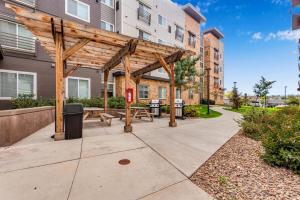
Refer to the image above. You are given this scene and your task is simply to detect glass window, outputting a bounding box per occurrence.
[138,30,150,41]
[176,88,181,99]
[175,25,184,42]
[101,0,114,7]
[100,72,115,98]
[158,87,167,99]
[157,68,166,73]
[0,70,36,99]
[67,77,90,99]
[158,15,166,27]
[139,85,149,99]
[188,32,196,48]
[0,20,35,52]
[188,89,194,99]
[101,21,114,32]
[66,0,90,22]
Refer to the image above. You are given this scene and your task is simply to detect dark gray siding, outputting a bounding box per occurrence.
[0,0,114,110]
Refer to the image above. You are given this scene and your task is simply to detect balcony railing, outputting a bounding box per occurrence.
[0,32,36,53]
[138,7,151,25]
[14,0,36,7]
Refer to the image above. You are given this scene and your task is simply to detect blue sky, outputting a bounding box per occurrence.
[173,0,300,96]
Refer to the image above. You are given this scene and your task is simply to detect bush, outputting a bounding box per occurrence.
[261,107,300,173]
[184,105,200,117]
[201,99,215,105]
[239,107,270,140]
[108,96,125,109]
[12,94,55,109]
[132,102,148,108]
[67,97,104,108]
[161,105,170,114]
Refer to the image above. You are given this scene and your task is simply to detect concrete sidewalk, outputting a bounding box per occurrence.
[0,107,240,200]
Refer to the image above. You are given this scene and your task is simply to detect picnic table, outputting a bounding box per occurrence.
[83,107,114,126]
[118,107,154,122]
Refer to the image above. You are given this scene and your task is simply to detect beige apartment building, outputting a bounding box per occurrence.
[203,28,225,105]
[112,1,206,105]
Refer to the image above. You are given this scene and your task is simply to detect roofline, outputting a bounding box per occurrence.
[182,3,206,24]
[204,28,224,39]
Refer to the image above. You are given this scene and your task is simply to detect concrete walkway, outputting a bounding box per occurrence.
[0,107,240,200]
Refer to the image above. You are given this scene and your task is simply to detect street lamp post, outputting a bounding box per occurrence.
[284,86,287,100]
[205,68,211,115]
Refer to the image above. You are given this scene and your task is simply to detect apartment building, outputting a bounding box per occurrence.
[114,0,206,105]
[0,0,115,109]
[203,28,225,105]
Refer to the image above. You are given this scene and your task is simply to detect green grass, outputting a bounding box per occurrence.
[185,105,222,119]
[224,106,279,115]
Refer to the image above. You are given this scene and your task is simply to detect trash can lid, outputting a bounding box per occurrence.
[63,103,84,114]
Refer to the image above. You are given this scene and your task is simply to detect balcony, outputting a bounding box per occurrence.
[0,32,36,54]
[14,0,36,7]
[138,7,151,25]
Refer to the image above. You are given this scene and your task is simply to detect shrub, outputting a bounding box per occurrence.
[67,97,104,108]
[239,107,270,140]
[161,105,170,114]
[261,107,300,173]
[132,102,148,108]
[184,105,200,117]
[12,94,55,109]
[108,96,125,109]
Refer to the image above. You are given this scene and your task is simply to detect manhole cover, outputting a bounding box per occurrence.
[119,159,130,165]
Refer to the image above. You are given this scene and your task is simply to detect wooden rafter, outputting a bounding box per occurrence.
[63,64,81,78]
[131,50,184,77]
[63,38,90,60]
[102,39,138,72]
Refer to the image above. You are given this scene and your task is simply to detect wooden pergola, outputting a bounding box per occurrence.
[6,3,193,139]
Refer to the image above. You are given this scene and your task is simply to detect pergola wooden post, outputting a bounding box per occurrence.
[54,32,64,140]
[103,70,109,113]
[135,76,141,104]
[123,55,133,132]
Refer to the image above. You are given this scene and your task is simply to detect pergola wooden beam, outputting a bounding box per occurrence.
[102,39,138,72]
[131,50,184,77]
[64,64,81,78]
[63,38,90,60]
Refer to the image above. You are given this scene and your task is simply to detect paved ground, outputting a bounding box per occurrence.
[0,107,240,200]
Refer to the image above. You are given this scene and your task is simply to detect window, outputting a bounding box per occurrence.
[65,0,90,22]
[66,77,90,99]
[176,88,181,99]
[0,20,35,52]
[0,70,36,99]
[100,72,115,98]
[188,89,194,99]
[188,32,196,48]
[138,29,150,41]
[15,0,36,7]
[101,0,114,8]
[175,25,184,42]
[101,20,114,32]
[158,68,166,74]
[158,15,166,27]
[168,25,172,33]
[138,3,151,25]
[139,85,149,99]
[158,87,167,99]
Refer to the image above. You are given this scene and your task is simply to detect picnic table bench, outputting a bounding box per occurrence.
[118,107,154,122]
[83,107,114,126]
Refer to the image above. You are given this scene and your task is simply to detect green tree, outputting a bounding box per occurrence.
[286,96,300,106]
[243,93,250,106]
[253,76,276,108]
[174,56,200,97]
[230,84,241,109]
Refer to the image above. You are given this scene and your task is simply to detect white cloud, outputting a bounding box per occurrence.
[270,0,290,5]
[252,32,263,40]
[265,30,300,41]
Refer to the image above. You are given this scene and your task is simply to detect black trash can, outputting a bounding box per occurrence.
[63,104,83,140]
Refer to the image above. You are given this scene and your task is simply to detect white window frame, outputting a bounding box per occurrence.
[0,19,36,53]
[158,15,167,27]
[15,0,36,7]
[65,0,90,23]
[139,85,149,99]
[138,29,151,41]
[100,20,115,32]
[158,87,167,100]
[100,72,116,97]
[101,0,114,8]
[65,76,91,99]
[0,69,37,100]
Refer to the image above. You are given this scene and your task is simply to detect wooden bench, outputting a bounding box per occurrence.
[100,113,114,126]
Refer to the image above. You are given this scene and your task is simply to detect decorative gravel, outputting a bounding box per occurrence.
[190,132,300,200]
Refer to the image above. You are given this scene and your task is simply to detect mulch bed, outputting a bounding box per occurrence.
[190,132,300,200]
